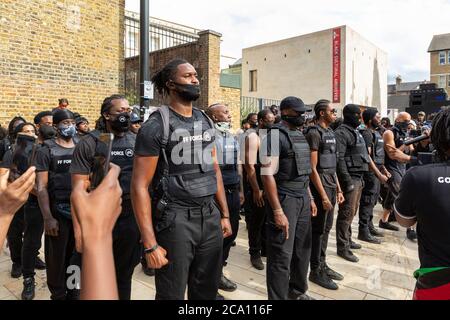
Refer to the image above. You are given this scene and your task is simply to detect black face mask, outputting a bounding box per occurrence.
[173,82,200,101]
[344,113,361,128]
[39,125,57,140]
[395,121,409,132]
[110,112,130,132]
[282,114,306,127]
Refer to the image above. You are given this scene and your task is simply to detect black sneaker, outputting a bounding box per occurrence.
[358,232,382,244]
[406,228,417,242]
[35,257,46,270]
[288,290,316,300]
[250,256,264,270]
[218,273,237,292]
[379,219,399,231]
[323,264,344,281]
[337,250,359,263]
[309,269,338,290]
[368,223,384,237]
[21,277,35,300]
[350,240,362,250]
[11,263,22,278]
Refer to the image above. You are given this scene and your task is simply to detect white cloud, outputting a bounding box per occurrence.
[126,0,450,83]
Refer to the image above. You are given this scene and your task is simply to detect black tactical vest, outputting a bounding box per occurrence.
[215,129,240,186]
[154,106,218,200]
[372,129,385,166]
[310,125,337,175]
[44,139,76,203]
[90,130,135,198]
[339,124,371,173]
[275,124,312,187]
[384,126,407,173]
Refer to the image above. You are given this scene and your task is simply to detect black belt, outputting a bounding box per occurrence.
[224,183,240,193]
[277,179,309,189]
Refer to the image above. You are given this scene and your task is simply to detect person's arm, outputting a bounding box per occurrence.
[383,130,412,163]
[335,131,353,192]
[335,174,345,204]
[245,132,264,207]
[393,170,417,228]
[71,164,122,300]
[36,171,59,237]
[0,167,35,250]
[309,150,332,211]
[130,155,168,269]
[212,146,232,238]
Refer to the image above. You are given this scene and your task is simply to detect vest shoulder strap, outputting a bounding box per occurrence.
[43,139,57,150]
[193,107,215,130]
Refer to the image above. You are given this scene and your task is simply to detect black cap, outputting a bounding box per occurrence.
[130,113,142,124]
[76,117,88,126]
[53,109,75,125]
[279,96,311,113]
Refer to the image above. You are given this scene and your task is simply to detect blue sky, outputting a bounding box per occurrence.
[126,0,450,84]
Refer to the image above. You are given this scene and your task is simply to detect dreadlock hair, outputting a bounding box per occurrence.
[151,59,189,96]
[314,99,330,119]
[97,94,126,132]
[8,116,26,137]
[258,109,273,121]
[430,108,450,161]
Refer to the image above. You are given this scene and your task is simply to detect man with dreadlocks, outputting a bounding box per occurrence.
[394,108,450,300]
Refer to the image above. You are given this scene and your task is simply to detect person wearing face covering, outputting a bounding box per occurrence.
[35,109,81,300]
[334,104,372,263]
[260,96,318,300]
[70,94,141,300]
[206,103,245,299]
[380,112,418,235]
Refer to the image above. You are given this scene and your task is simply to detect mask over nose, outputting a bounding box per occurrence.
[281,113,306,127]
[395,121,409,133]
[58,124,77,138]
[343,104,361,128]
[110,112,130,132]
[39,125,57,140]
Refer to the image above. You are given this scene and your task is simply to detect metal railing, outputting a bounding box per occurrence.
[124,12,199,58]
[240,96,281,119]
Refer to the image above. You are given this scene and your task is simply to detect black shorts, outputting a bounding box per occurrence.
[383,169,404,210]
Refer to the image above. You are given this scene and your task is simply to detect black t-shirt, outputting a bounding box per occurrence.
[135,109,215,206]
[305,127,337,189]
[360,129,374,150]
[394,162,450,268]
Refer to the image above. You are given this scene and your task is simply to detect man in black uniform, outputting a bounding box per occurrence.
[357,108,390,243]
[380,112,415,233]
[34,111,55,144]
[207,103,245,296]
[335,104,372,263]
[35,109,81,300]
[244,109,275,270]
[261,96,317,300]
[70,95,141,300]
[305,99,345,290]
[394,109,450,299]
[131,59,232,300]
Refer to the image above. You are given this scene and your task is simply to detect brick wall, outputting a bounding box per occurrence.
[0,0,125,126]
[430,51,450,96]
[219,87,241,131]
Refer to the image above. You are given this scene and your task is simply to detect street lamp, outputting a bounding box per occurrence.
[139,0,150,120]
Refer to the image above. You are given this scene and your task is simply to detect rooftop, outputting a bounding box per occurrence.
[428,33,450,52]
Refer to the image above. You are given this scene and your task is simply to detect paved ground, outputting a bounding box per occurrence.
[0,204,419,300]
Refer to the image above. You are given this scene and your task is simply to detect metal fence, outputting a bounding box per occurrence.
[124,13,199,58]
[240,96,281,120]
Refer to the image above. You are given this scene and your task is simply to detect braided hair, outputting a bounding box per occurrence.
[151,59,189,96]
[430,108,450,161]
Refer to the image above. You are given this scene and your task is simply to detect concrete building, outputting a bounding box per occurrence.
[242,25,388,115]
[388,75,426,112]
[428,33,450,96]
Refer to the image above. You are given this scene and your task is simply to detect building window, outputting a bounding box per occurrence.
[448,75,450,88]
[448,51,450,65]
[438,75,446,88]
[249,70,257,92]
[439,51,446,65]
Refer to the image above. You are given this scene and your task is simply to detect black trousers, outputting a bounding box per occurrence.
[336,177,363,253]
[154,201,223,300]
[266,193,312,300]
[112,200,141,300]
[7,206,24,265]
[45,211,81,300]
[310,185,336,271]
[358,172,380,233]
[222,185,241,266]
[22,201,44,278]
[245,189,267,257]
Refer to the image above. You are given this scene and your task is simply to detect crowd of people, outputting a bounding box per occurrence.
[0,58,449,301]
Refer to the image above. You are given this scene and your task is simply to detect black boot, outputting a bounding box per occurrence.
[35,257,46,270]
[368,222,384,237]
[11,263,22,278]
[379,219,399,231]
[358,230,382,244]
[309,268,338,290]
[350,240,362,250]
[218,273,237,292]
[337,250,359,263]
[21,277,35,300]
[250,255,264,270]
[323,263,344,281]
[406,228,417,241]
